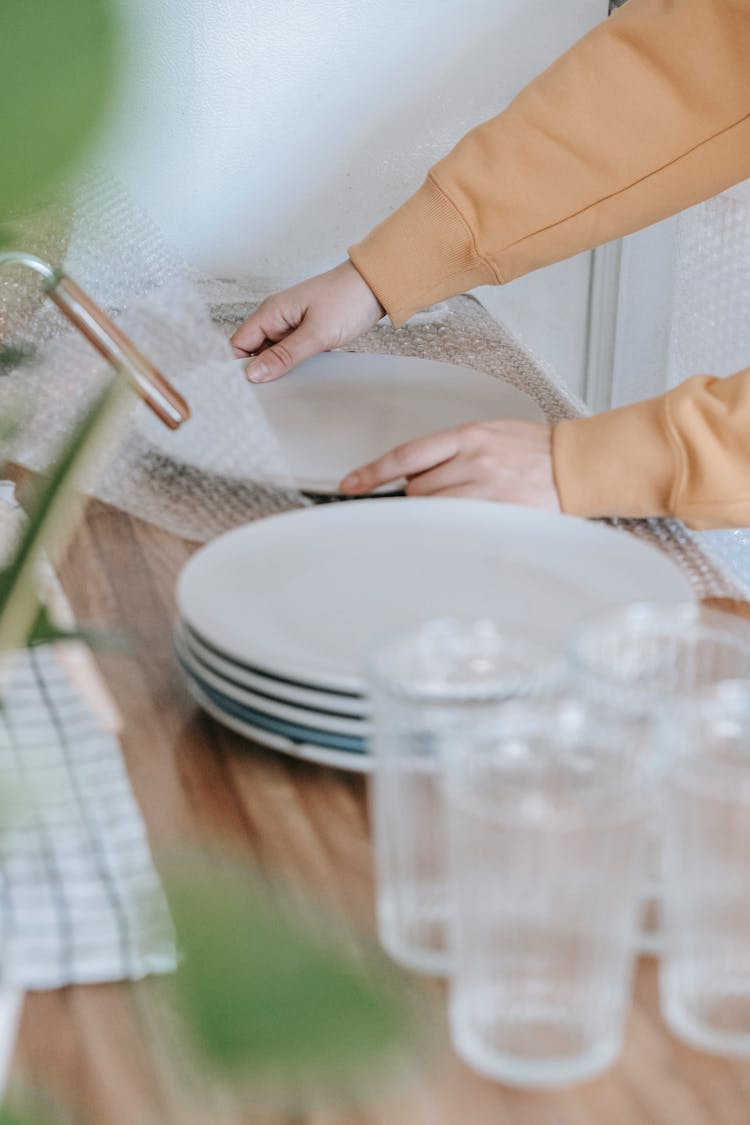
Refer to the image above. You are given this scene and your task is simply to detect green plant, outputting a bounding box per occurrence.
[0,1,415,1114]
[0,0,117,220]
[0,1110,48,1125]
[0,374,414,1115]
[0,0,117,361]
[0,379,128,658]
[163,861,413,1096]
[0,0,123,654]
[0,349,33,375]
[0,399,416,1110]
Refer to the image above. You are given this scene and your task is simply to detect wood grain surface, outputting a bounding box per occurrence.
[9,499,750,1124]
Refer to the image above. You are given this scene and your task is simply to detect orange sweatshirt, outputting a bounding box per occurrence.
[348,0,750,530]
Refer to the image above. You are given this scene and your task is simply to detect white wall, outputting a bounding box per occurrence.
[102,0,606,393]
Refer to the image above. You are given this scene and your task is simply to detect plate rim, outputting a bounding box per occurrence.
[179,620,366,705]
[182,662,367,752]
[176,632,370,736]
[247,350,546,493]
[143,350,546,495]
[185,675,372,773]
[177,498,695,694]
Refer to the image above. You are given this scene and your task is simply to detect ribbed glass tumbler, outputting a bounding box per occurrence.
[661,681,750,1057]
[567,602,750,954]
[568,604,750,707]
[444,699,652,1088]
[367,619,554,978]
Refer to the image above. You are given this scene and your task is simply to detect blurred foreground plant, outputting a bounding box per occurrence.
[0,1109,48,1125]
[0,0,116,221]
[0,0,117,358]
[160,860,415,1105]
[0,379,127,660]
[0,380,416,1115]
[0,1,415,1116]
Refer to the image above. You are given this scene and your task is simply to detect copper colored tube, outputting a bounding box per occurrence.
[47,275,190,429]
[0,252,190,428]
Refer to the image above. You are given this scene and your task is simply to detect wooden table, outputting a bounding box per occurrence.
[9,498,750,1124]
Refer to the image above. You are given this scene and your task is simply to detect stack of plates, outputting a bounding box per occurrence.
[176,499,692,771]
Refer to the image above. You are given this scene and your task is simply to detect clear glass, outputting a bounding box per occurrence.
[367,619,556,977]
[568,603,750,707]
[660,681,750,1056]
[567,602,750,955]
[445,699,651,1088]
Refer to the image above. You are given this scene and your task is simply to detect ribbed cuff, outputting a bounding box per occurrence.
[348,174,497,327]
[552,395,677,520]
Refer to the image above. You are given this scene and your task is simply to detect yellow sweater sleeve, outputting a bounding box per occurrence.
[554,367,750,530]
[348,0,750,528]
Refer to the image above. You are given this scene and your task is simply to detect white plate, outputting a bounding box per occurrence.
[185,676,372,773]
[177,498,693,695]
[177,621,367,715]
[182,662,366,751]
[176,631,370,737]
[143,352,545,495]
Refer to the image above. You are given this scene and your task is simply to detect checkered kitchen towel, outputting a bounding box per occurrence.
[0,644,175,988]
[0,484,174,988]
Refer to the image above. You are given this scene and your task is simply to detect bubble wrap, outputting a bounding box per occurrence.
[667,182,750,596]
[208,279,742,602]
[0,177,742,603]
[0,174,304,542]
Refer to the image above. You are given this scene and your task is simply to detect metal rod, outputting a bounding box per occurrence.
[0,251,58,284]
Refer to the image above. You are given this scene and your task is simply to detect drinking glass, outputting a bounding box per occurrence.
[567,602,750,953]
[367,619,555,977]
[660,681,750,1056]
[445,698,652,1088]
[568,603,750,707]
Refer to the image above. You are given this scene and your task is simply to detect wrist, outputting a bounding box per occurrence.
[343,258,385,320]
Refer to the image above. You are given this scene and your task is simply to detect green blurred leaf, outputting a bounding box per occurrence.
[0,1093,76,1125]
[0,346,34,374]
[0,378,127,656]
[25,600,127,653]
[0,0,117,215]
[0,1109,54,1125]
[165,862,411,1083]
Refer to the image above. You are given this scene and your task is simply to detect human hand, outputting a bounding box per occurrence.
[230,260,384,383]
[339,419,560,510]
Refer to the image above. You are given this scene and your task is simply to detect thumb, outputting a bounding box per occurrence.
[245,323,323,383]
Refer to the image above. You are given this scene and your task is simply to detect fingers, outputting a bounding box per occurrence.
[230,290,307,369]
[404,459,471,496]
[229,262,383,378]
[422,484,492,499]
[340,429,461,494]
[230,304,280,358]
[231,340,257,359]
[243,323,324,383]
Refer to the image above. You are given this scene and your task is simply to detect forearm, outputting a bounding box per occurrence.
[553,365,750,530]
[350,0,750,325]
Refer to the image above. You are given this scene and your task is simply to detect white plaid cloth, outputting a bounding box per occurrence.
[0,645,175,988]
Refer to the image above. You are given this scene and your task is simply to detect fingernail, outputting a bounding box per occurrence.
[340,472,360,491]
[246,362,268,383]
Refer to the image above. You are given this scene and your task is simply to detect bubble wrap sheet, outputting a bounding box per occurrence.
[1,177,743,600]
[667,183,750,596]
[205,278,743,603]
[0,175,304,542]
